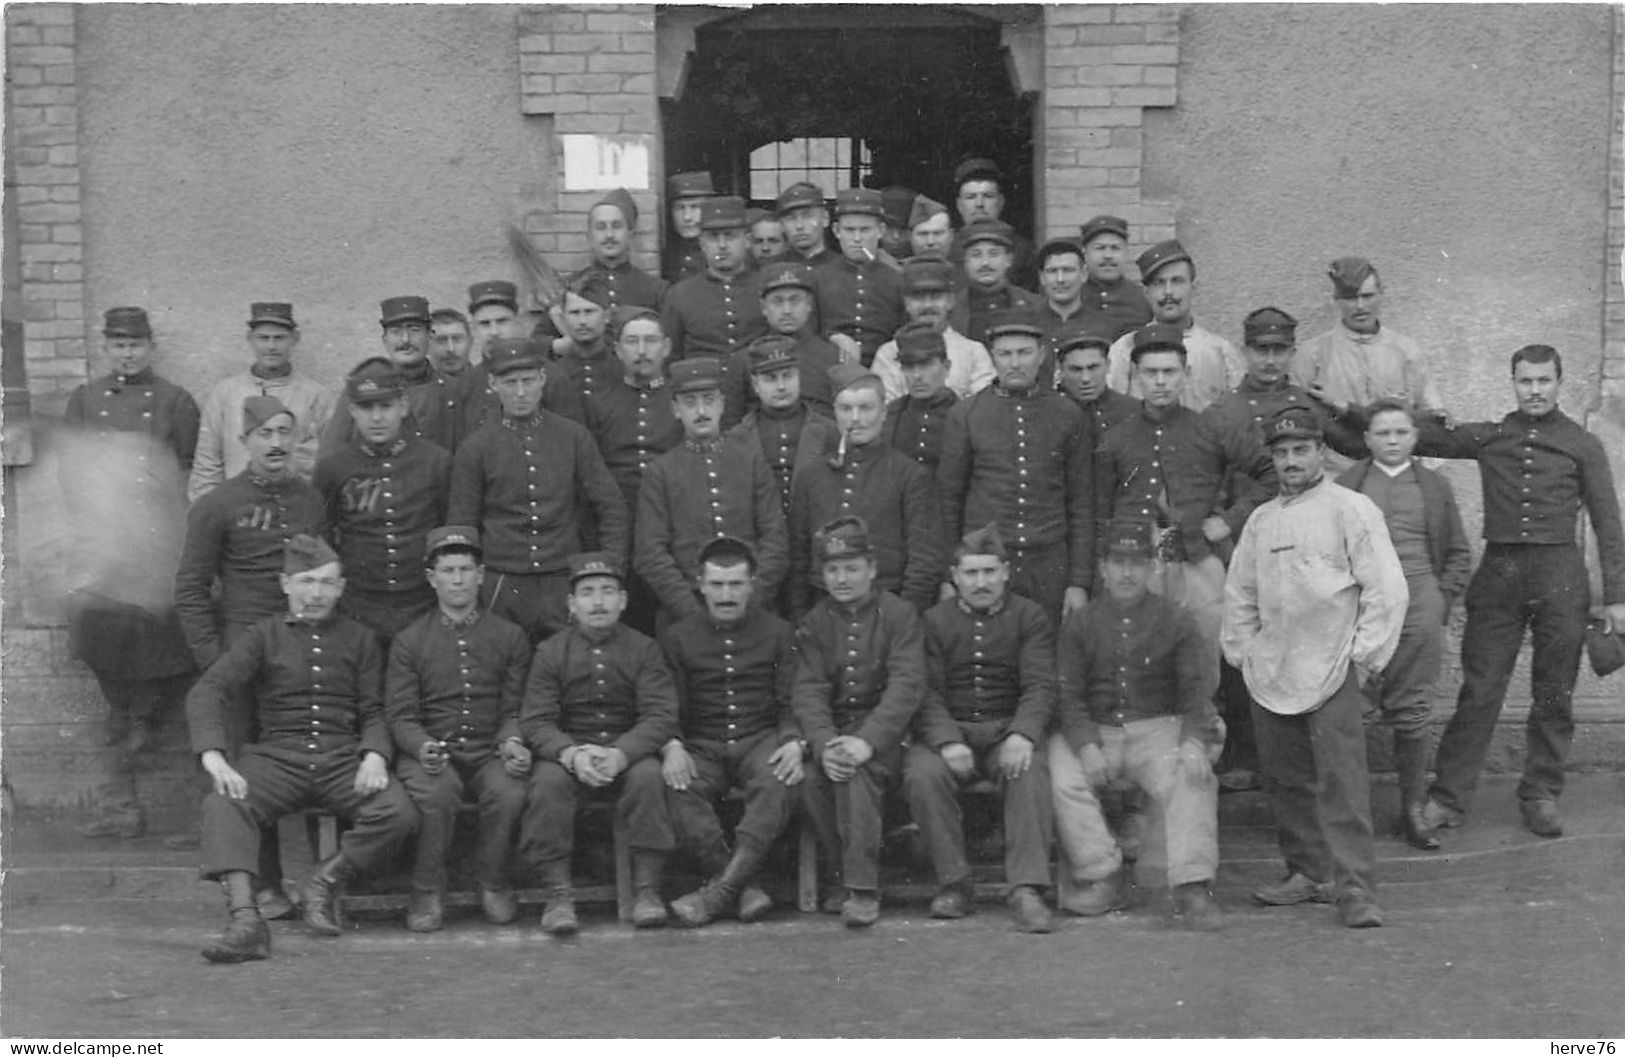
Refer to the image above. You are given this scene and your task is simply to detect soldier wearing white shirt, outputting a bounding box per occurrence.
[871,258,995,404]
[1106,241,1242,413]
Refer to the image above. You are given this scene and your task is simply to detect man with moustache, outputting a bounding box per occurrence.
[313,358,451,645]
[812,188,905,368]
[948,159,1037,291]
[871,258,995,404]
[904,523,1058,933]
[938,307,1093,626]
[429,309,474,377]
[880,323,960,474]
[743,260,841,420]
[320,296,465,457]
[1055,329,1139,451]
[793,516,927,927]
[788,363,942,617]
[190,302,334,501]
[662,170,714,282]
[63,306,200,839]
[386,526,533,931]
[660,537,803,927]
[727,333,840,526]
[907,195,954,263]
[1222,406,1407,929]
[776,181,833,269]
[662,196,769,364]
[951,219,1041,350]
[568,188,666,316]
[519,552,681,934]
[1297,257,1445,419]
[188,534,417,962]
[1106,241,1242,413]
[748,208,789,268]
[1074,215,1153,345]
[448,337,628,642]
[635,358,788,626]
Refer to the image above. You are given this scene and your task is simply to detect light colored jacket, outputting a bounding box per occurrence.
[1107,321,1244,413]
[871,326,996,404]
[188,369,336,502]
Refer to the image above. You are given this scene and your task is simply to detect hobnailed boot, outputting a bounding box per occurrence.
[537,859,577,936]
[1393,735,1440,850]
[406,888,444,933]
[629,850,669,928]
[202,872,271,963]
[301,853,355,937]
[736,884,773,924]
[670,842,764,928]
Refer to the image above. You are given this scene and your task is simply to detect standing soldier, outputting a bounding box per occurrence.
[544,284,620,406]
[908,195,954,262]
[659,537,804,927]
[661,196,769,364]
[1222,407,1407,928]
[1055,329,1139,452]
[313,358,452,645]
[1333,399,1472,850]
[429,309,475,378]
[519,553,681,934]
[1050,520,1225,929]
[448,337,629,643]
[569,188,666,316]
[662,170,714,282]
[903,524,1058,933]
[775,181,833,268]
[938,307,1093,626]
[187,535,417,962]
[747,260,842,419]
[793,516,927,927]
[386,527,533,931]
[951,219,1041,350]
[62,306,200,839]
[747,208,789,267]
[1106,241,1243,413]
[871,257,995,404]
[1074,215,1153,344]
[788,363,941,617]
[320,296,466,457]
[189,301,335,502]
[948,158,1037,290]
[727,333,840,525]
[634,358,788,626]
[880,322,960,474]
[1296,257,1445,418]
[813,188,905,368]
[466,280,529,366]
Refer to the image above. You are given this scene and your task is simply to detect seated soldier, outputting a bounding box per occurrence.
[1048,520,1224,930]
[386,526,534,932]
[792,516,926,927]
[903,523,1058,933]
[659,537,804,926]
[187,535,417,963]
[518,553,681,935]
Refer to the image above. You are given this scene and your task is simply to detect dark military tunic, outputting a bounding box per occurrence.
[1074,386,1140,452]
[1077,276,1153,344]
[386,609,532,758]
[728,403,840,520]
[634,435,789,620]
[314,435,451,609]
[519,623,680,764]
[570,259,667,315]
[811,255,904,367]
[662,237,706,284]
[912,593,1057,751]
[662,270,768,362]
[950,282,1042,350]
[660,609,798,748]
[175,471,326,670]
[722,330,842,426]
[546,339,619,404]
[586,374,684,517]
[319,360,468,461]
[882,389,959,473]
[787,439,942,614]
[792,591,925,754]
[448,411,629,576]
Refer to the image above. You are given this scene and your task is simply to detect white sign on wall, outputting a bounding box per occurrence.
[561,134,651,191]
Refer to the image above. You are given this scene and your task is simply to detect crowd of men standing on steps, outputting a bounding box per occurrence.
[55,155,1625,965]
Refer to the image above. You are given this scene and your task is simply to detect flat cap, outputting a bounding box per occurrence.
[284,533,340,574]
[380,296,431,327]
[102,306,152,339]
[484,337,547,376]
[813,515,872,562]
[569,551,623,586]
[345,357,406,404]
[669,356,723,394]
[894,320,948,365]
[668,171,715,200]
[247,302,297,330]
[241,394,294,435]
[901,257,956,295]
[908,194,949,230]
[1243,306,1299,347]
[745,334,799,376]
[953,158,1001,188]
[1105,519,1155,559]
[1262,404,1324,445]
[425,525,482,562]
[959,218,1015,250]
[759,260,816,293]
[1328,256,1377,298]
[774,181,826,216]
[1136,239,1191,282]
[468,280,518,312]
[1079,214,1130,245]
[833,187,886,219]
[984,306,1045,341]
[698,196,748,231]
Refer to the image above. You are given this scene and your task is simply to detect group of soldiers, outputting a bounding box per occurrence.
[58,156,1625,966]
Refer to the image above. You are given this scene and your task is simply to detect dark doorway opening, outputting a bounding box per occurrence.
[661,4,1035,234]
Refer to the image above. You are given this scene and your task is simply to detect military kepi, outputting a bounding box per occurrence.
[1262,405,1324,445]
[745,335,799,376]
[380,295,431,326]
[698,196,747,231]
[247,302,297,330]
[1079,214,1129,245]
[425,525,481,562]
[813,516,872,562]
[484,337,546,376]
[833,187,885,218]
[668,171,716,200]
[345,357,405,404]
[569,551,624,587]
[1243,306,1298,347]
[468,280,518,311]
[894,321,947,365]
[669,356,723,394]
[984,306,1045,340]
[1105,519,1155,559]
[1136,240,1191,282]
[284,533,340,574]
[241,394,294,435]
[1132,322,1187,357]
[103,306,152,339]
[759,260,815,293]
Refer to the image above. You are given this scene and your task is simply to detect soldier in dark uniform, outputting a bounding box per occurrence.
[448,337,629,643]
[662,170,714,283]
[903,523,1059,933]
[546,284,620,404]
[658,537,803,927]
[1036,238,1088,386]
[461,280,589,436]
[812,188,904,368]
[386,526,533,931]
[313,358,451,646]
[788,363,941,617]
[747,207,788,267]
[949,158,1037,291]
[952,218,1042,350]
[61,306,199,839]
[749,260,841,419]
[429,309,474,378]
[519,552,681,934]
[569,187,667,316]
[792,516,927,927]
[634,358,788,626]
[1055,329,1139,451]
[188,535,417,962]
[320,296,470,457]
[727,333,840,524]
[467,279,529,366]
[908,194,953,262]
[880,322,960,474]
[775,181,833,269]
[879,185,917,264]
[1075,214,1153,343]
[661,196,768,366]
[938,307,1094,627]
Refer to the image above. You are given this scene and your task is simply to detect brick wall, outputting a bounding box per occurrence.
[517,4,661,279]
[1039,4,1179,251]
[7,3,85,418]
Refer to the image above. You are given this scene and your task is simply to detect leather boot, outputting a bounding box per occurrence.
[629,850,669,928]
[203,872,271,963]
[1059,870,1126,917]
[1394,735,1440,851]
[537,859,577,936]
[254,883,296,921]
[301,853,355,937]
[671,842,763,928]
[1172,881,1223,932]
[406,888,444,933]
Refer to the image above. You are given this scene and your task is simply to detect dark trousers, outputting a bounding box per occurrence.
[902,735,1054,889]
[397,751,528,892]
[800,744,901,892]
[482,571,571,644]
[520,756,674,865]
[667,729,795,865]
[90,671,194,809]
[1372,573,1447,738]
[340,587,434,648]
[1008,539,1070,628]
[1432,543,1590,811]
[1252,670,1377,897]
[200,745,417,879]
